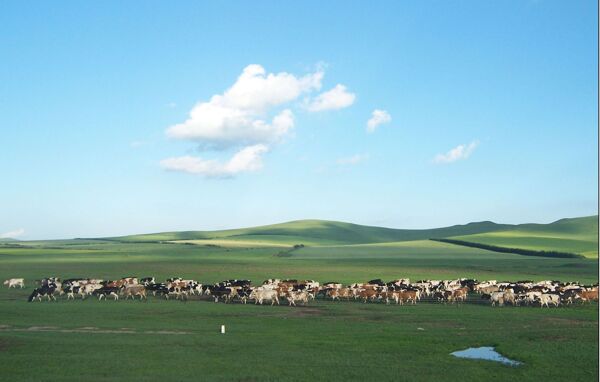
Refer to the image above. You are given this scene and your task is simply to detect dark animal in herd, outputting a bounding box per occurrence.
[13,276,597,307]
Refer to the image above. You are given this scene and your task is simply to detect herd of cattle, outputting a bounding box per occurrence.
[4,277,599,307]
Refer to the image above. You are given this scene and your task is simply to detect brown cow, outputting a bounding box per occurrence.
[576,290,599,303]
[327,288,351,301]
[123,285,146,300]
[397,290,418,305]
[451,287,468,303]
[358,289,379,303]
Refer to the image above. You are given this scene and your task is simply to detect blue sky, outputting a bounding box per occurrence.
[0,1,597,239]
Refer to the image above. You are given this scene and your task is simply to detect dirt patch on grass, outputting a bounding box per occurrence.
[542,317,589,326]
[0,325,190,335]
[283,307,324,317]
[0,338,14,352]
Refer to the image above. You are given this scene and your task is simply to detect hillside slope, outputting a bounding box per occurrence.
[105,219,516,245]
[450,216,598,258]
[103,216,597,252]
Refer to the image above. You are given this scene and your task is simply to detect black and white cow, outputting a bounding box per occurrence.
[28,284,57,302]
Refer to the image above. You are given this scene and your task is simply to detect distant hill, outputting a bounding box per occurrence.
[450,216,598,258]
[103,216,598,256]
[104,219,514,245]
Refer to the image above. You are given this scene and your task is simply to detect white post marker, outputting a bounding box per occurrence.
[220,325,225,334]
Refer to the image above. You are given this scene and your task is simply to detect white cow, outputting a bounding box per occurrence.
[3,278,25,288]
[523,292,542,305]
[250,289,279,305]
[537,293,560,308]
[287,290,309,306]
[490,291,505,307]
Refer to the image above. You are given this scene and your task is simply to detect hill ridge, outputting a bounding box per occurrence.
[102,215,596,248]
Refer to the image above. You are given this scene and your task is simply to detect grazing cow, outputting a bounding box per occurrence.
[560,289,582,304]
[328,288,351,301]
[434,291,453,303]
[382,291,398,305]
[140,277,155,286]
[489,291,505,307]
[502,291,517,306]
[123,285,147,300]
[451,287,468,303]
[210,285,233,303]
[322,282,342,290]
[275,284,290,298]
[165,286,189,300]
[262,278,281,286]
[236,287,253,304]
[28,284,57,302]
[397,290,418,305]
[249,289,279,305]
[3,278,25,288]
[390,278,410,287]
[287,290,309,306]
[146,283,169,296]
[80,283,103,297]
[93,286,120,301]
[460,279,478,291]
[478,285,500,295]
[358,289,379,303]
[536,293,560,308]
[223,279,251,287]
[575,290,599,303]
[64,285,83,300]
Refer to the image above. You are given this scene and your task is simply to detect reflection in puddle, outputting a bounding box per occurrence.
[451,347,522,366]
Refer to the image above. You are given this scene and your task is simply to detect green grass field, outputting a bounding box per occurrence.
[0,217,598,381]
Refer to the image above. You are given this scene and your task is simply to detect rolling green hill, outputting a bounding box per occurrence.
[450,216,598,258]
[100,216,598,257]
[102,219,516,245]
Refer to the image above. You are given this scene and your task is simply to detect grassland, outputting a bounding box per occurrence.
[0,216,598,381]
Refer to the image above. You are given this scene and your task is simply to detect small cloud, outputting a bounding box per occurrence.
[0,228,25,239]
[336,153,369,165]
[166,102,177,108]
[160,144,268,178]
[306,84,356,112]
[433,140,479,164]
[366,109,391,133]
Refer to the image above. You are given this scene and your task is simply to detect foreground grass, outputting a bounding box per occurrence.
[0,296,597,382]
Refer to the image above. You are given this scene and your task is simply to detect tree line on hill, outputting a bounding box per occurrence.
[430,238,582,259]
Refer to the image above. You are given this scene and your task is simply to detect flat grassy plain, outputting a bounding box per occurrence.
[0,218,598,381]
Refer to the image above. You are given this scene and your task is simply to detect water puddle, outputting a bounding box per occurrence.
[451,346,522,366]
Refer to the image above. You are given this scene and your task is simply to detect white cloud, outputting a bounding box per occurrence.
[336,153,369,165]
[433,140,479,164]
[161,144,268,178]
[306,84,355,112]
[366,109,391,133]
[166,64,322,148]
[0,228,25,239]
[166,102,177,108]
[162,64,362,178]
